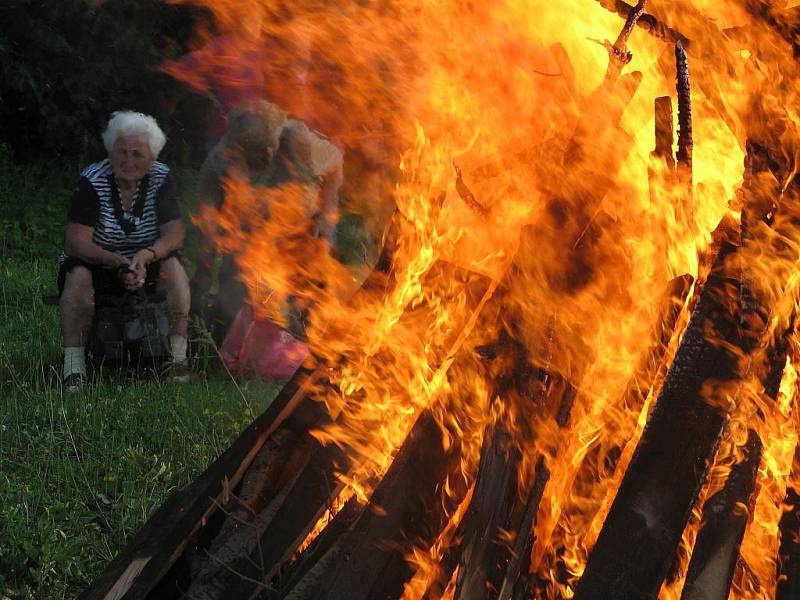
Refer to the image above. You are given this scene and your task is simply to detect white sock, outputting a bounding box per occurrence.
[64,347,86,379]
[170,335,188,364]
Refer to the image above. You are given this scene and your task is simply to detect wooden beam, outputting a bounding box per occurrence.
[309,411,466,600]
[78,366,321,600]
[680,430,762,600]
[574,244,751,599]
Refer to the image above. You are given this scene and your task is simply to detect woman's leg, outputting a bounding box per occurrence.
[59,265,95,384]
[157,256,191,368]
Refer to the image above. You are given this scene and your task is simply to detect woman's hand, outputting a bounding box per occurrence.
[127,247,156,288]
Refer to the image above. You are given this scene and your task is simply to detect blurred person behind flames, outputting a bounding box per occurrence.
[59,111,191,391]
[190,100,343,341]
[168,11,268,152]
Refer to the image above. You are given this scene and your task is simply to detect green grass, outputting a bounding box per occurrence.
[0,155,283,599]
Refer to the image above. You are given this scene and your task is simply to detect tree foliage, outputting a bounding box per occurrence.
[0,0,213,165]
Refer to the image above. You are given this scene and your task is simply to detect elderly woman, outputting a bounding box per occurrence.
[59,111,191,389]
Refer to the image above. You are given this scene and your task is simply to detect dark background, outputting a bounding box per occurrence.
[0,0,214,167]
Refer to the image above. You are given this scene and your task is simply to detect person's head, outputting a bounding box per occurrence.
[102,111,166,184]
[225,100,287,171]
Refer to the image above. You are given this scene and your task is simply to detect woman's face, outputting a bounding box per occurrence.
[110,134,154,184]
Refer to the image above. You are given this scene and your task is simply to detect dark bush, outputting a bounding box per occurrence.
[0,0,213,166]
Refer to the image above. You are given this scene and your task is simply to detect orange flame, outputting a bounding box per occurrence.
[170,0,800,596]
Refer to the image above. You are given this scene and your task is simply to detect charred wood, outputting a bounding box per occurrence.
[680,317,790,599]
[675,41,693,192]
[652,96,675,168]
[309,411,465,600]
[619,275,694,416]
[574,244,752,600]
[602,0,648,85]
[202,436,351,600]
[777,446,800,599]
[454,418,523,600]
[455,318,574,600]
[275,497,362,600]
[594,0,690,47]
[497,457,550,600]
[679,430,762,600]
[453,161,489,216]
[530,275,691,594]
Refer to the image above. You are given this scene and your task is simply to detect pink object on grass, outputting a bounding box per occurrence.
[220,304,309,379]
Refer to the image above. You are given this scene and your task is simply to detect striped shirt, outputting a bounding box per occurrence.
[61,159,180,263]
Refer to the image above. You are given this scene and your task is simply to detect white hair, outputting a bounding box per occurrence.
[102,111,167,158]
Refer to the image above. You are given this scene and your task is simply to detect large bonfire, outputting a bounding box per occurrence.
[89,1,800,599]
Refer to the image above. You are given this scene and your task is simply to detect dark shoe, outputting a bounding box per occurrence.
[163,361,192,383]
[63,373,86,393]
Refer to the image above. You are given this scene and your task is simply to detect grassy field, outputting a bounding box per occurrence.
[0,152,284,599]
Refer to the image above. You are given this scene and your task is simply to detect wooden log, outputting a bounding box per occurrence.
[574,244,753,599]
[180,420,332,600]
[307,410,467,600]
[594,0,690,47]
[274,497,362,599]
[674,41,693,205]
[187,433,351,600]
[453,328,576,600]
[619,274,694,417]
[601,0,648,87]
[496,457,550,600]
[454,418,524,600]
[679,315,790,599]
[777,446,800,599]
[78,365,322,600]
[175,263,494,599]
[679,430,762,600]
[523,274,692,595]
[652,96,675,168]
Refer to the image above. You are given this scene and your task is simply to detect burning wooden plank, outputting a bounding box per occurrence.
[573,244,756,599]
[777,445,800,599]
[594,0,690,46]
[680,430,763,600]
[300,411,466,600]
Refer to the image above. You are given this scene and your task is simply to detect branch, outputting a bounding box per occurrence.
[594,0,690,47]
[675,40,693,173]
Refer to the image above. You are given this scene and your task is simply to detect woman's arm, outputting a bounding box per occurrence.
[64,222,129,268]
[127,219,185,284]
[153,219,185,258]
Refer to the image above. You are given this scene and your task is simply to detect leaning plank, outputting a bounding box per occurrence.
[496,457,550,600]
[180,423,330,600]
[177,263,494,599]
[274,497,363,599]
[573,244,751,599]
[777,445,800,599]
[680,430,762,600]
[310,411,466,600]
[454,417,524,600]
[78,365,321,600]
[187,433,352,600]
[680,323,791,600]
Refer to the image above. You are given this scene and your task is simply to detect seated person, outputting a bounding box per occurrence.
[190,100,343,340]
[59,111,191,390]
